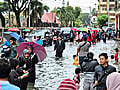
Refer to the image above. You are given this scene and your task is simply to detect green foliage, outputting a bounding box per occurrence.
[54,6,81,27]
[0,2,8,12]
[97,14,108,28]
[30,0,49,18]
[0,1,8,27]
[80,13,90,25]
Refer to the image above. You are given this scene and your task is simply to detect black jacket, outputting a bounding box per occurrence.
[81,58,99,72]
[9,69,21,87]
[19,53,38,83]
[94,64,116,89]
[54,40,65,51]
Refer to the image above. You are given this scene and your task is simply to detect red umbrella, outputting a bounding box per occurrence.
[58,79,77,90]
[91,29,98,32]
[16,42,47,62]
[72,28,79,32]
[8,28,20,32]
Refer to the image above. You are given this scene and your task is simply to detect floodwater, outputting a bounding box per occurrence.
[35,40,120,90]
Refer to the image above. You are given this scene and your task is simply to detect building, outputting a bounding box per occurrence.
[98,0,116,23]
[41,12,61,26]
[115,0,120,32]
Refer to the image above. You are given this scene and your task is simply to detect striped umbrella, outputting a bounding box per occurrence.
[58,79,77,90]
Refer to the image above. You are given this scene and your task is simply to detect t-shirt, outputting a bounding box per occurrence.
[0,81,20,90]
[78,41,90,56]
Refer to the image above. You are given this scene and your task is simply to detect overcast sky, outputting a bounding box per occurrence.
[0,0,98,13]
[40,0,98,13]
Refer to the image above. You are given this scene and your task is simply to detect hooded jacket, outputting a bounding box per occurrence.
[106,72,120,90]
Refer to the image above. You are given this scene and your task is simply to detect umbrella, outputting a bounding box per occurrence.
[16,42,47,62]
[23,29,30,32]
[28,31,44,36]
[3,32,24,42]
[8,28,20,32]
[72,28,79,32]
[91,29,98,32]
[78,28,88,32]
[58,79,77,90]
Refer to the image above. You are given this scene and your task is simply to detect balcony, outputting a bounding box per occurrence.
[109,2,115,5]
[100,2,107,5]
[110,16,115,19]
[109,11,115,13]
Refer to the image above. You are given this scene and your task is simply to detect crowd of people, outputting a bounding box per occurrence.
[0,37,39,90]
[0,27,119,90]
[57,28,119,90]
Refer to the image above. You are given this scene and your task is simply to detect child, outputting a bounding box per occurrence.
[73,55,79,66]
[111,55,114,63]
[73,68,81,89]
[114,48,119,64]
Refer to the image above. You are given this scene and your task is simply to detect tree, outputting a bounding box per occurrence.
[74,7,81,19]
[30,0,49,26]
[0,2,8,27]
[8,0,30,27]
[80,13,90,25]
[54,6,81,27]
[97,14,108,28]
[24,0,49,27]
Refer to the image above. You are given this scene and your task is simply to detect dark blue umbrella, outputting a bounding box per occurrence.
[3,32,24,42]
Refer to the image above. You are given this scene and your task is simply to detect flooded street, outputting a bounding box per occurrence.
[35,40,120,90]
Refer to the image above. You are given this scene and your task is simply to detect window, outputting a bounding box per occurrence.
[102,7,107,11]
[103,0,107,2]
[109,7,115,11]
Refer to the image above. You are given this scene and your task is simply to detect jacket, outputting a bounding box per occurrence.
[94,64,116,86]
[9,69,21,87]
[81,58,99,80]
[81,58,98,72]
[19,53,38,83]
[54,40,65,51]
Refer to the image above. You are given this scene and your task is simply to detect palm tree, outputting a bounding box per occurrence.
[24,0,49,26]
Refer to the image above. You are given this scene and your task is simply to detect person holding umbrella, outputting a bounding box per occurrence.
[26,46,38,90]
[16,42,47,90]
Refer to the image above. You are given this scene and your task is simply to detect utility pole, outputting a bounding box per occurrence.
[107,0,110,27]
